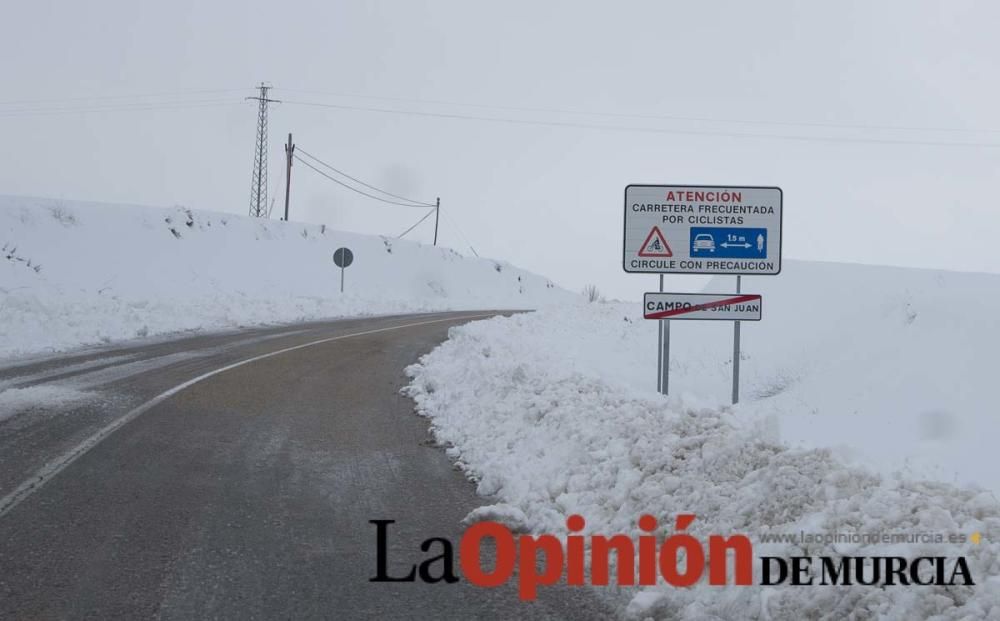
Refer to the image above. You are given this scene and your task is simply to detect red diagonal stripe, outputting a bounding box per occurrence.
[645,294,760,319]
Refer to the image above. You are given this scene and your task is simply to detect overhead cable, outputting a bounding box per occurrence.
[283,99,1000,149]
[297,147,434,206]
[292,154,434,208]
[0,99,241,118]
[397,208,437,239]
[280,88,1000,136]
[0,88,248,107]
[441,211,479,257]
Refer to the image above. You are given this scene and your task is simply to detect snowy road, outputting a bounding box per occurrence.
[0,312,611,620]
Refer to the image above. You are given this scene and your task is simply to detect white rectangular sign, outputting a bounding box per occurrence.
[644,292,762,321]
[624,185,782,275]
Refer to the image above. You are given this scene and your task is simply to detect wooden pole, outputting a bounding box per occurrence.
[433,197,440,246]
[283,133,294,221]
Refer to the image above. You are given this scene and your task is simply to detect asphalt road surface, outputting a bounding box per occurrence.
[0,312,613,620]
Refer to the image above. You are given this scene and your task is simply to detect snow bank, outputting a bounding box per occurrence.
[0,195,576,358]
[404,262,1000,619]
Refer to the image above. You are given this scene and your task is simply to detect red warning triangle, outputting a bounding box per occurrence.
[638,226,673,257]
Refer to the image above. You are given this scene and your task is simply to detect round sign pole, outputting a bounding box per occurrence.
[340,263,345,293]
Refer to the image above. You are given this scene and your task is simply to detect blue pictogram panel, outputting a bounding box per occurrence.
[690,227,767,259]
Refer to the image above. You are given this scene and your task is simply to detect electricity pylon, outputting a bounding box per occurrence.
[247,83,280,218]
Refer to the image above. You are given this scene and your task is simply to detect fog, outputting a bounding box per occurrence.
[3,1,997,299]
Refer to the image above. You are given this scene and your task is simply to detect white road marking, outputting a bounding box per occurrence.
[0,329,314,392]
[0,313,495,518]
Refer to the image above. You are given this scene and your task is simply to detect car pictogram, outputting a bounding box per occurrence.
[692,233,716,252]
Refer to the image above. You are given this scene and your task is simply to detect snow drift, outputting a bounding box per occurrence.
[0,195,575,358]
[405,261,1000,619]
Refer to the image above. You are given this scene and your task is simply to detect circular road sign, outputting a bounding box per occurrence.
[333,247,354,268]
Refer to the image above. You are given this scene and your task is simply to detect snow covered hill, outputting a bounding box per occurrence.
[693,261,999,493]
[0,195,575,358]
[405,260,1000,619]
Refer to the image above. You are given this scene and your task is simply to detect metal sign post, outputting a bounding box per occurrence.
[656,275,671,395]
[733,275,742,405]
[662,312,670,396]
[333,247,354,293]
[657,275,663,393]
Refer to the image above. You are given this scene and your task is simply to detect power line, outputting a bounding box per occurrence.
[281,88,1000,136]
[283,99,1000,149]
[8,84,992,136]
[441,211,479,257]
[297,147,435,207]
[2,96,237,112]
[292,154,435,208]
[0,99,241,118]
[397,208,437,239]
[0,88,247,107]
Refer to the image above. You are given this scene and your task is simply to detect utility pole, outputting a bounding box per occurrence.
[433,197,440,246]
[283,133,295,221]
[246,83,280,218]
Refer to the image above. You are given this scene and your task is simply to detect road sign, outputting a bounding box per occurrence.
[333,247,354,268]
[639,226,673,257]
[644,292,762,321]
[624,185,782,275]
[333,247,354,293]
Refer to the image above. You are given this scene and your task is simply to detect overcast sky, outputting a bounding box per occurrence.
[2,1,998,300]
